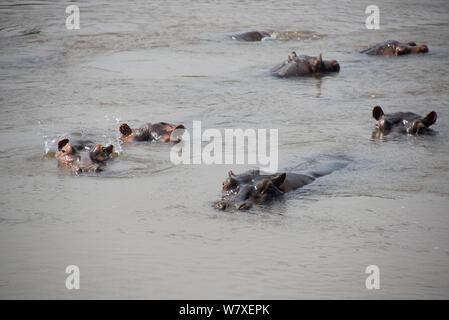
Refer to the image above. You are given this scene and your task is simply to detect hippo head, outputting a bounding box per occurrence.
[407,111,437,135]
[215,171,286,211]
[372,106,393,131]
[311,54,340,73]
[373,106,437,134]
[410,44,429,54]
[89,144,114,164]
[395,42,428,55]
[324,59,340,72]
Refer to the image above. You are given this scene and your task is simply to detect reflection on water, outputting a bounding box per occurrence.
[0,0,449,299]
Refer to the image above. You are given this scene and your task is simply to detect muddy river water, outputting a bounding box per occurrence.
[0,0,448,298]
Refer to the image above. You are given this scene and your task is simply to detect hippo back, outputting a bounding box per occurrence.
[133,123,153,141]
[360,40,400,55]
[232,31,270,41]
[271,56,312,78]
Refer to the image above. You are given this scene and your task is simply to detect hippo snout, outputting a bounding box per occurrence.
[214,200,253,211]
[418,44,428,53]
[237,202,252,211]
[215,201,227,210]
[330,60,340,72]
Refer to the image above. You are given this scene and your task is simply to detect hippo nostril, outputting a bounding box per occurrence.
[215,202,226,210]
[237,203,251,211]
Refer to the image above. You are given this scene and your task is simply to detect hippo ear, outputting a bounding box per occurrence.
[58,138,69,151]
[171,124,185,139]
[228,170,235,178]
[120,123,132,136]
[271,173,286,188]
[422,111,437,127]
[372,106,384,120]
[163,123,185,133]
[104,145,114,154]
[310,54,324,72]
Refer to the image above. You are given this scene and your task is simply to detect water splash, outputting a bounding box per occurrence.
[269,30,327,41]
[104,115,124,155]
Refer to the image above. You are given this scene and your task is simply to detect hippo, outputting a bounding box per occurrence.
[119,122,185,143]
[231,30,271,41]
[215,164,346,211]
[372,106,437,136]
[271,53,340,78]
[57,139,114,174]
[360,40,428,56]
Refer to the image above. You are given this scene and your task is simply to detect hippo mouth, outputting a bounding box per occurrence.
[215,201,227,210]
[330,61,340,72]
[420,45,429,53]
[412,44,429,54]
[214,201,253,211]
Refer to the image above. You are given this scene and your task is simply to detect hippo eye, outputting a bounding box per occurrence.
[62,150,66,153]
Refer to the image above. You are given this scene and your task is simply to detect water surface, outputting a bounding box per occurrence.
[1,0,449,299]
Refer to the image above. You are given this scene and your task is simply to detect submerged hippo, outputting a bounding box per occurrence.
[57,139,114,174]
[372,106,437,136]
[361,40,428,56]
[119,122,185,143]
[231,30,271,41]
[271,53,340,78]
[215,165,345,211]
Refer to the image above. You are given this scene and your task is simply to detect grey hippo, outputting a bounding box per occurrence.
[215,163,347,211]
[361,40,428,56]
[271,53,340,78]
[120,122,185,143]
[372,106,437,137]
[57,139,114,174]
[231,30,271,41]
